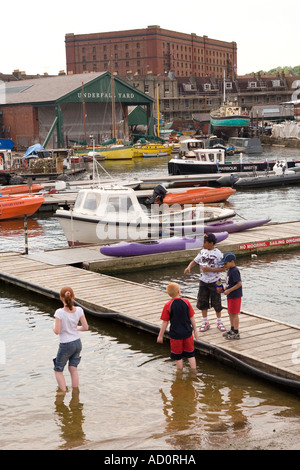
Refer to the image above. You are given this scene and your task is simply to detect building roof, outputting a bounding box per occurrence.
[0,72,154,106]
[0,72,108,105]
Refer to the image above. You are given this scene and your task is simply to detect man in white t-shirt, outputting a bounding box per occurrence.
[184,233,225,332]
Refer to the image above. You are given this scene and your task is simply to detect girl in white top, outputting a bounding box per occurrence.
[53,286,88,393]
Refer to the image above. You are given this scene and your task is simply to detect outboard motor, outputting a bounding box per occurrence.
[145,184,167,205]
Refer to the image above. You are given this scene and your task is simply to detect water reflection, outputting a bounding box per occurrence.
[54,388,88,449]
[2,285,300,450]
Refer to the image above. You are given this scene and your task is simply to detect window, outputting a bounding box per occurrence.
[83,193,101,211]
[106,196,134,214]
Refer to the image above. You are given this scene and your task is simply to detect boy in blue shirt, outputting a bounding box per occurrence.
[217,252,242,340]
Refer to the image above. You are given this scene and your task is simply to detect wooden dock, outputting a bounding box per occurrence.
[24,221,300,273]
[1,250,300,391]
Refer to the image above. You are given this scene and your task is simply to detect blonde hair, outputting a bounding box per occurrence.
[60,286,74,310]
[166,282,180,298]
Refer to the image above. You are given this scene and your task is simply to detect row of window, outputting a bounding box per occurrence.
[81,43,141,54]
[162,95,283,109]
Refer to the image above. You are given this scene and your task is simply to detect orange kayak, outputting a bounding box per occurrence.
[159,187,236,205]
[0,184,44,195]
[0,195,44,220]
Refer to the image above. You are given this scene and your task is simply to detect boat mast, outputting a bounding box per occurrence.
[223,70,226,105]
[111,73,116,140]
[82,82,87,145]
[156,84,160,137]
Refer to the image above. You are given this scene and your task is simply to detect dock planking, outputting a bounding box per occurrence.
[1,251,300,391]
[22,221,300,274]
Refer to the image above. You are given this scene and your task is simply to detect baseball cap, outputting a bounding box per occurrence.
[218,252,236,265]
[204,233,217,244]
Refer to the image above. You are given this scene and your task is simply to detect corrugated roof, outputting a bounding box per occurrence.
[0,72,106,105]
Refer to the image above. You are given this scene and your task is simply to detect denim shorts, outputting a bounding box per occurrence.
[53,338,82,372]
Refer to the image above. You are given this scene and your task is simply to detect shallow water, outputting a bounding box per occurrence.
[1,146,300,450]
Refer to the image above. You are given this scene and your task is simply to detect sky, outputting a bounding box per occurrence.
[1,0,299,77]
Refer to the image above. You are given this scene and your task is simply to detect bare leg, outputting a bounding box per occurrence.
[69,366,79,388]
[188,357,197,370]
[229,313,239,331]
[55,371,66,392]
[176,359,183,370]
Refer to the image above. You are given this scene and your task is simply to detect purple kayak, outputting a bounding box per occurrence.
[171,218,271,235]
[100,232,228,257]
[204,218,271,233]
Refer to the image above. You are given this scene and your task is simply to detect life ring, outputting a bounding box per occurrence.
[22,158,29,169]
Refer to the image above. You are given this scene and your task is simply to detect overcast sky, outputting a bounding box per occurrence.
[2,0,299,76]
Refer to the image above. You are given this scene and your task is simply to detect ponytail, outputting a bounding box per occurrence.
[60,286,74,310]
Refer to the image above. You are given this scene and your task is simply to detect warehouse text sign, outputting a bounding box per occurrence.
[239,237,300,250]
[77,91,135,100]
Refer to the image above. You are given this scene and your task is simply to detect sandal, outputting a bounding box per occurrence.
[200,322,210,332]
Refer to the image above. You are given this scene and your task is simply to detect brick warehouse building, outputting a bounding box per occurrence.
[65,25,237,79]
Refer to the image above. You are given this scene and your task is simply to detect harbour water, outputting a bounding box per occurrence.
[1,146,300,450]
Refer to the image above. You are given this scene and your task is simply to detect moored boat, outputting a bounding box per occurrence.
[55,185,235,245]
[0,183,44,195]
[155,187,236,205]
[97,146,135,160]
[168,148,300,175]
[0,194,44,220]
[100,232,229,257]
[227,137,262,154]
[210,101,250,137]
[133,142,173,158]
[228,160,300,188]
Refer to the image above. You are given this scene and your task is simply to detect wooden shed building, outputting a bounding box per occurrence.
[0,72,154,149]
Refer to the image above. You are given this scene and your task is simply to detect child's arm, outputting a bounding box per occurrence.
[201,266,225,273]
[184,260,197,274]
[224,281,242,296]
[157,320,169,343]
[53,317,61,335]
[190,316,198,341]
[77,313,89,331]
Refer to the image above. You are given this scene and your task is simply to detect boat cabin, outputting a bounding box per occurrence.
[179,138,205,157]
[193,148,225,164]
[72,186,148,222]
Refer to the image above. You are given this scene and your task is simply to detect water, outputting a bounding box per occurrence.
[1,146,300,450]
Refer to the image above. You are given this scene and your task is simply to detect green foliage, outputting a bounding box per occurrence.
[249,66,300,75]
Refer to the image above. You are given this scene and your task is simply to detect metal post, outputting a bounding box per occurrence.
[24,214,28,254]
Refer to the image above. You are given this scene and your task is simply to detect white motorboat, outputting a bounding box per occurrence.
[55,185,235,246]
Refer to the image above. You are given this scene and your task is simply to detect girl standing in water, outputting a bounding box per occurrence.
[53,287,88,393]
